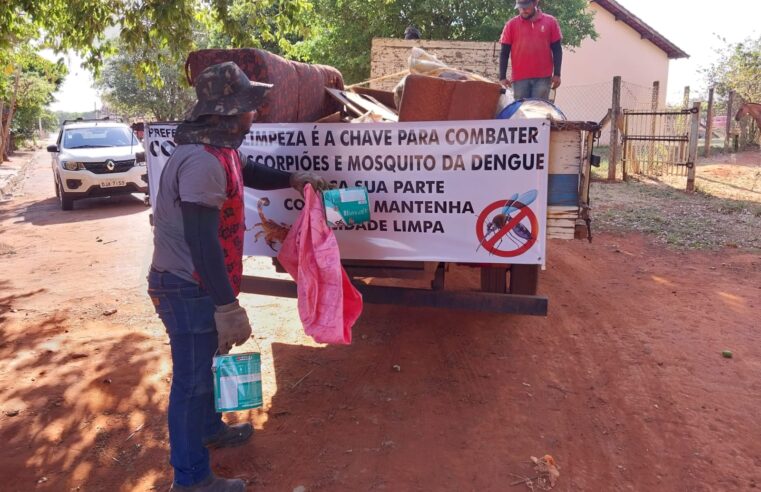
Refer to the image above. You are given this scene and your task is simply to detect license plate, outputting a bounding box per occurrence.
[100,179,126,188]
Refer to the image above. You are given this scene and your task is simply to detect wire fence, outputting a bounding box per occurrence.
[556,80,657,123]
[620,81,657,111]
[554,81,613,123]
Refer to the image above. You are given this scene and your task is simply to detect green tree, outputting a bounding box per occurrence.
[294,0,597,83]
[703,35,761,104]
[1,47,67,159]
[96,47,195,121]
[1,0,313,78]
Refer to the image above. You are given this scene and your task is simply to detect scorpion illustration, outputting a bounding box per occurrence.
[248,197,291,252]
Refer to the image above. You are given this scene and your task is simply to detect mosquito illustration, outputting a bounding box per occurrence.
[477,189,538,252]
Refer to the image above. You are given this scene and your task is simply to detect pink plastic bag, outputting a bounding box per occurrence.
[277,185,362,344]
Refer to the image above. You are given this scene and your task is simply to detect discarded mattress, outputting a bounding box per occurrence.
[185,49,344,123]
[497,99,567,121]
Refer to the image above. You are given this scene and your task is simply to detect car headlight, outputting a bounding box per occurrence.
[62,161,86,171]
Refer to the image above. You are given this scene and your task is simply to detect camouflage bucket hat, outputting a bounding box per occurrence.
[186,62,273,122]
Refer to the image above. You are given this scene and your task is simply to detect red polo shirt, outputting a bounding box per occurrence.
[500,11,562,81]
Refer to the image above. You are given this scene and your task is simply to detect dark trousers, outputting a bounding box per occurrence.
[513,77,552,100]
[148,269,223,486]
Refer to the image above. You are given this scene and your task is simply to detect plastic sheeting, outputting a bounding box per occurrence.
[497,98,567,121]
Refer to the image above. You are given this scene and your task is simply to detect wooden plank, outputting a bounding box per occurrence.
[547,220,577,227]
[548,225,575,233]
[547,205,579,212]
[341,90,399,121]
[547,217,577,223]
[325,88,365,117]
[547,230,575,240]
[510,264,539,295]
[547,224,576,231]
[548,227,578,237]
[480,266,507,293]
[350,87,397,110]
[547,173,579,206]
[372,38,498,52]
[315,111,342,123]
[547,213,578,220]
[547,222,577,231]
[547,206,579,217]
[549,130,582,174]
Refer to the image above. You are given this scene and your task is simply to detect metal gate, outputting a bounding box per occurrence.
[621,105,700,190]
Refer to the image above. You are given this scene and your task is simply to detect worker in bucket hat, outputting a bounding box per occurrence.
[148,61,329,491]
[498,0,563,100]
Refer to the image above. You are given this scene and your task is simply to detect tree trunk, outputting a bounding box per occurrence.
[1,71,20,162]
[0,99,5,163]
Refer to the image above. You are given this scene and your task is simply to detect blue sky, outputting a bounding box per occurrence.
[44,0,760,112]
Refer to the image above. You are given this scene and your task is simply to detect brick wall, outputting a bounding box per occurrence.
[369,38,502,91]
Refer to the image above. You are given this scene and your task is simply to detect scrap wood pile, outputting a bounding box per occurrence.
[185,47,559,125]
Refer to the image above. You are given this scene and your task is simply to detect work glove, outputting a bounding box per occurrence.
[213,300,252,354]
[290,171,332,196]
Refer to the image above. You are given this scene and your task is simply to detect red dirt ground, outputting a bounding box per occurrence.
[1,150,760,491]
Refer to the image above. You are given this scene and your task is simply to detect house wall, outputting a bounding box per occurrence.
[555,2,670,122]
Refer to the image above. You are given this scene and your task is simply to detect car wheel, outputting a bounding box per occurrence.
[57,179,74,211]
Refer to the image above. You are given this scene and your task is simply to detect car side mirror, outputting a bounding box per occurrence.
[47,144,59,153]
[135,151,146,163]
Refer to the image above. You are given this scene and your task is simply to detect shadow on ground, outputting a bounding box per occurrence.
[16,194,149,227]
[0,295,171,491]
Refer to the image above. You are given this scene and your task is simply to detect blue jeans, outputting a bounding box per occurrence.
[148,269,223,487]
[512,77,552,100]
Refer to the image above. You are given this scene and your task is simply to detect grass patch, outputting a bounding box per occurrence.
[592,176,761,250]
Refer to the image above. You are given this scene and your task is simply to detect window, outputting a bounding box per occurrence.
[62,127,139,149]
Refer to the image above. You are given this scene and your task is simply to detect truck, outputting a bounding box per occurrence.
[146,49,600,317]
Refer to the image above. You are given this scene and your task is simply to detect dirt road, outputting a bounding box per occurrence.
[1,150,760,491]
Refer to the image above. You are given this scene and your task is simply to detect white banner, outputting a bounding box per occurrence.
[147,119,550,264]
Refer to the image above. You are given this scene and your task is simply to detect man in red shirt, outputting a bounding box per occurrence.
[498,0,563,101]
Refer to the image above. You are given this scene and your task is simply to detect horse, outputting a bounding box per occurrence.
[735,102,761,126]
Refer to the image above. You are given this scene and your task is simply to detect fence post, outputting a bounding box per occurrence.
[651,81,660,111]
[608,76,622,181]
[683,86,690,108]
[725,90,735,152]
[704,87,714,157]
[687,102,700,192]
[647,81,660,171]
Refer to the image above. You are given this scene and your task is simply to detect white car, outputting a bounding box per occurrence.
[47,119,148,210]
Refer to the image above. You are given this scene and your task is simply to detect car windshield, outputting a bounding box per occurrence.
[62,127,139,149]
